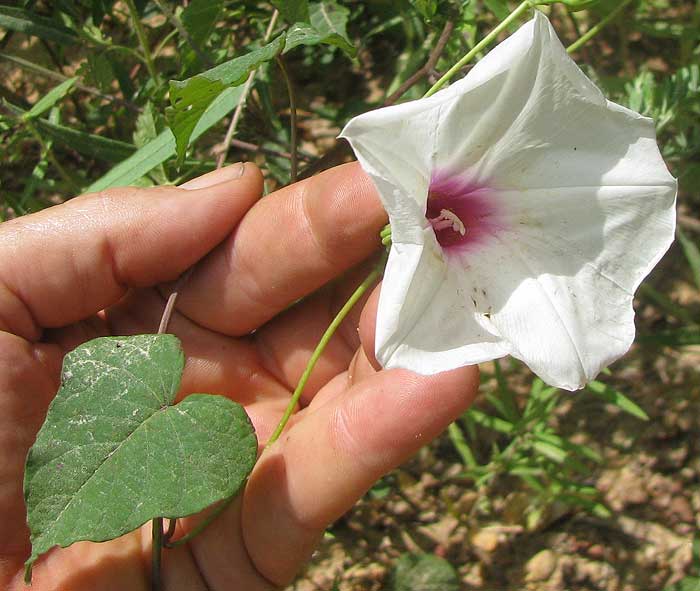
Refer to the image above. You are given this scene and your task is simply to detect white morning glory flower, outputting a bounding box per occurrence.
[340,11,677,391]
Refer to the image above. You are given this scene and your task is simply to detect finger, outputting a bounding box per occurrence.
[0,163,263,341]
[0,334,61,567]
[186,497,276,591]
[176,162,387,336]
[242,363,480,585]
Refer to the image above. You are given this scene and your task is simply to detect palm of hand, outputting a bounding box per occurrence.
[0,163,477,591]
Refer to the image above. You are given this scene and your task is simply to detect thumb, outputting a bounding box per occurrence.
[0,162,263,340]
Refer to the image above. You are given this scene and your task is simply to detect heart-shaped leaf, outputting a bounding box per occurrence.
[24,334,257,579]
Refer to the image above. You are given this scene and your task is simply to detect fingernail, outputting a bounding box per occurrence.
[180,162,246,190]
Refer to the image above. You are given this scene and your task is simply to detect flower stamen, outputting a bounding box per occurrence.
[429,209,467,236]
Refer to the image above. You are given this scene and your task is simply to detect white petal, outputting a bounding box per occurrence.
[480,182,674,390]
[376,228,510,373]
[339,13,543,243]
[343,10,677,389]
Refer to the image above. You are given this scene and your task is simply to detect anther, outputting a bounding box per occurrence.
[429,209,467,236]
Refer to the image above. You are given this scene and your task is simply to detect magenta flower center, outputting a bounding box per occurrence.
[426,172,501,253]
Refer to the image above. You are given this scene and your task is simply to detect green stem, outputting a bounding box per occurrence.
[424,0,636,99]
[151,517,163,591]
[266,254,387,449]
[424,0,534,98]
[566,0,635,54]
[125,0,162,87]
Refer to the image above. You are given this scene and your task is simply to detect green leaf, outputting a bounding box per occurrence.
[468,408,514,435]
[24,335,257,579]
[272,0,310,23]
[182,0,225,45]
[677,227,700,291]
[285,1,355,57]
[0,6,78,45]
[411,0,438,19]
[23,77,78,121]
[133,103,168,184]
[391,553,460,591]
[3,100,135,163]
[586,380,649,421]
[78,53,115,94]
[133,102,159,148]
[88,84,245,191]
[533,440,568,464]
[483,0,510,20]
[166,35,285,164]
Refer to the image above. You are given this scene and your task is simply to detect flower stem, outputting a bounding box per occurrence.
[380,223,392,247]
[566,0,635,54]
[424,0,534,98]
[266,254,387,449]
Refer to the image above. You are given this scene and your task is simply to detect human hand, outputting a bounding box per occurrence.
[0,162,478,590]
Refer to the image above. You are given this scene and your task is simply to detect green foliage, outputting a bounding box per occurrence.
[3,101,136,162]
[272,0,311,24]
[24,335,257,580]
[0,6,78,45]
[391,553,460,591]
[585,380,649,421]
[182,0,225,46]
[623,64,700,171]
[411,0,439,20]
[167,35,286,163]
[285,1,356,57]
[448,365,649,528]
[22,78,78,121]
[88,86,246,191]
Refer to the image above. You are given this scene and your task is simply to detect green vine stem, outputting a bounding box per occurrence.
[566,0,635,54]
[424,0,534,98]
[266,252,388,449]
[425,0,634,99]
